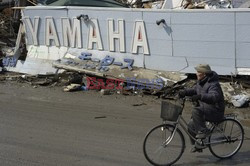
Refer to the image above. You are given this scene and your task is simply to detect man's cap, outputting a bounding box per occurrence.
[195,64,212,73]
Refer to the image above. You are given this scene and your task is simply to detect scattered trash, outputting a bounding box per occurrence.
[220,81,250,107]
[118,73,125,78]
[81,85,88,91]
[231,94,249,108]
[0,41,7,46]
[63,83,82,92]
[0,0,249,116]
[21,74,26,79]
[133,102,147,106]
[0,69,250,110]
[67,73,83,84]
[32,79,53,86]
[100,89,111,95]
[94,116,107,119]
[220,82,235,102]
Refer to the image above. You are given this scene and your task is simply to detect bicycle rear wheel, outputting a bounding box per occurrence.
[208,118,244,159]
[143,124,185,166]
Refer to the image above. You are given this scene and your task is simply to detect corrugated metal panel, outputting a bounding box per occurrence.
[183,57,236,74]
[171,12,234,25]
[17,7,250,75]
[236,12,250,69]
[173,41,235,58]
[144,55,187,72]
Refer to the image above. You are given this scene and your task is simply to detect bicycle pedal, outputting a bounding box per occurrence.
[190,147,203,153]
[195,140,206,149]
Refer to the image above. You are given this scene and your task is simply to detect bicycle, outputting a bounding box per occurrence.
[143,98,245,166]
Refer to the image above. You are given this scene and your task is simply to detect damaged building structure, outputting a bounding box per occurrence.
[0,0,250,107]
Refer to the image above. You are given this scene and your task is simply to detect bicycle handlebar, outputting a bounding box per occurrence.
[165,96,186,110]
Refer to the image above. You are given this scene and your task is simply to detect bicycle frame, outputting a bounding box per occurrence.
[143,99,245,165]
[164,115,198,144]
[165,113,241,147]
[160,97,243,148]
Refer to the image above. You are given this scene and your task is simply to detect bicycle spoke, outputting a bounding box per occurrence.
[143,124,185,166]
[208,118,244,159]
[154,145,165,154]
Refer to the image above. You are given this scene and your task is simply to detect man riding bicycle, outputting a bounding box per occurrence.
[179,64,225,152]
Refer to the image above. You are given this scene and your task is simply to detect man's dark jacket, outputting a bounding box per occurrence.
[185,71,225,121]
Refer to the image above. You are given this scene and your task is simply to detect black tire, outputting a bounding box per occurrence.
[143,124,185,166]
[208,118,244,159]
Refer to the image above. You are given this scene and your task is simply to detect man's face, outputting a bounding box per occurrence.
[196,72,206,81]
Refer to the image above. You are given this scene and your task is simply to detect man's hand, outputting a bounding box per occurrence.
[192,94,201,102]
[178,90,186,98]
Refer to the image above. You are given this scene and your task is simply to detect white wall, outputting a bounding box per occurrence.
[21,7,250,75]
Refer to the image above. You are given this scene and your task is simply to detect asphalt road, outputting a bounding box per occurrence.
[0,81,249,166]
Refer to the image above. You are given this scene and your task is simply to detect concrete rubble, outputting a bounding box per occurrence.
[179,0,233,9]
[220,81,250,108]
[140,0,250,9]
[231,94,249,107]
[1,69,249,109]
[0,4,23,73]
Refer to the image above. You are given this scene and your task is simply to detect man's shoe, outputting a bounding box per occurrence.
[196,130,210,139]
[190,147,203,153]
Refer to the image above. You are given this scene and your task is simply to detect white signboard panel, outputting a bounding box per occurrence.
[19,7,250,75]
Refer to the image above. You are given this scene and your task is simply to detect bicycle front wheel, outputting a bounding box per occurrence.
[208,118,244,159]
[143,124,185,166]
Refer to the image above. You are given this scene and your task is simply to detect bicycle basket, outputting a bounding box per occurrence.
[161,100,183,121]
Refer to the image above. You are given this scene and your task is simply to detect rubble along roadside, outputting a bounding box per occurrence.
[0,71,249,128]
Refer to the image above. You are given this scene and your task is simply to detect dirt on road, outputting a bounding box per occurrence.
[0,77,249,129]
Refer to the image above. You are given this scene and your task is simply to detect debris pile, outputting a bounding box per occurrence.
[0,70,249,108]
[0,0,249,110]
[136,0,234,9]
[0,0,14,11]
[161,75,250,108]
[181,0,232,9]
[140,0,165,8]
[0,8,17,47]
[52,50,187,95]
[0,6,21,72]
[220,79,250,108]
